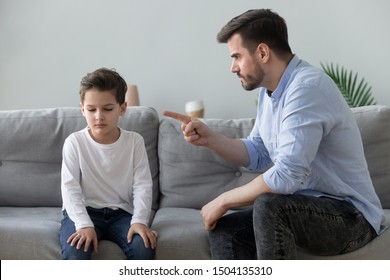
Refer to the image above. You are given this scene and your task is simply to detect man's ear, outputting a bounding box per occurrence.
[257,43,270,63]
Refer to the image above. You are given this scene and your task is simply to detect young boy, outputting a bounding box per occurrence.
[60,68,157,260]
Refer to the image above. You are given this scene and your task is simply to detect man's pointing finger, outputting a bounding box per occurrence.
[162,111,192,124]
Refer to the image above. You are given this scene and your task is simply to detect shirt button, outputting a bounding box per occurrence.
[235,171,242,177]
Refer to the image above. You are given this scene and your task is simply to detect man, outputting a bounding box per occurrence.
[163,9,384,259]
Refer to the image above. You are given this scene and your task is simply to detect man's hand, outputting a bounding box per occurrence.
[67,227,98,253]
[162,111,213,147]
[201,176,273,231]
[163,110,250,166]
[128,223,158,249]
[201,196,229,231]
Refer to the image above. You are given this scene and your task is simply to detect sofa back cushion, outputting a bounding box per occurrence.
[158,105,390,210]
[352,105,390,208]
[158,117,261,209]
[0,106,160,208]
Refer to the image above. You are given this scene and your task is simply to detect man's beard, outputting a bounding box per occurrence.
[240,78,260,91]
[238,65,264,91]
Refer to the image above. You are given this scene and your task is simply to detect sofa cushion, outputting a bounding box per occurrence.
[158,117,261,209]
[152,207,210,259]
[351,105,390,208]
[0,207,62,259]
[159,105,390,210]
[0,206,128,260]
[0,106,160,209]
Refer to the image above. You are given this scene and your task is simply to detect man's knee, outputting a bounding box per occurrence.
[254,193,283,213]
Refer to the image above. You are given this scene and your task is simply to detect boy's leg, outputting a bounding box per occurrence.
[59,210,94,260]
[107,209,155,260]
[208,208,256,259]
[253,193,377,259]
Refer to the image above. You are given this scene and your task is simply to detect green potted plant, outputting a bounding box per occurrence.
[320,63,376,107]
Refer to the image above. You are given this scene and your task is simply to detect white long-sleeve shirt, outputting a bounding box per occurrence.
[61,127,153,230]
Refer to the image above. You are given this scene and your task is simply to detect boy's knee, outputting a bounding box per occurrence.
[125,235,155,260]
[62,246,92,260]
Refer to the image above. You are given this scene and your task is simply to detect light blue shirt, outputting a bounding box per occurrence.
[243,55,385,234]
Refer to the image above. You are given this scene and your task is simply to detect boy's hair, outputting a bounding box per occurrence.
[79,68,127,104]
[217,9,292,57]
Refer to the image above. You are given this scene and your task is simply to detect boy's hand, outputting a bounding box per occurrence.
[67,227,98,253]
[128,223,158,249]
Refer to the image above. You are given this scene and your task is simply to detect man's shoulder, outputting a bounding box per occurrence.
[293,60,325,84]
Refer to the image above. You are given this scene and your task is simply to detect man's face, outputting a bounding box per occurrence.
[227,33,265,91]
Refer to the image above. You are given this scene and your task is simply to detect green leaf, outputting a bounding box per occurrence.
[320,62,376,107]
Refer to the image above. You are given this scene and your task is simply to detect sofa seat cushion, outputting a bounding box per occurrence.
[0,207,62,259]
[0,207,127,260]
[151,207,210,259]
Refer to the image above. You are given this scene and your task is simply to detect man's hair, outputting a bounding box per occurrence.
[217,9,292,56]
[79,68,127,104]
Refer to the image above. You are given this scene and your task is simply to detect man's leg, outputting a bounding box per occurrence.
[209,208,256,259]
[253,193,376,259]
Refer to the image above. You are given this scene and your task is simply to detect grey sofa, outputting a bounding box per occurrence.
[0,105,389,259]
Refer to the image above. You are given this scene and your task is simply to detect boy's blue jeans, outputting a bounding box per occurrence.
[60,207,155,260]
[209,193,377,259]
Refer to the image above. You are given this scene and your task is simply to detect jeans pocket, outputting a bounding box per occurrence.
[341,227,374,254]
[60,210,68,226]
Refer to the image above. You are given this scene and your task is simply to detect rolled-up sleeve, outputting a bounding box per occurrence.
[242,137,273,172]
[261,86,334,194]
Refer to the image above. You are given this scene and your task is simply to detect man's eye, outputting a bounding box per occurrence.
[88,109,96,112]
[105,108,113,111]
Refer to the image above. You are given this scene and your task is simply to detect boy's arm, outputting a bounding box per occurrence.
[130,135,153,226]
[61,136,94,230]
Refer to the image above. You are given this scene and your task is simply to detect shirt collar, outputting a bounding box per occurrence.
[267,54,301,100]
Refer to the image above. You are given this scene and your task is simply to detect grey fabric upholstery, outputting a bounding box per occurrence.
[152,207,210,259]
[353,106,390,208]
[158,117,261,209]
[0,105,389,259]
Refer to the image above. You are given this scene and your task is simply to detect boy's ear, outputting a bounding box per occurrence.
[80,103,86,116]
[120,102,127,116]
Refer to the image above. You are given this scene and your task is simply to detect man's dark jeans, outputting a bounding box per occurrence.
[209,193,376,259]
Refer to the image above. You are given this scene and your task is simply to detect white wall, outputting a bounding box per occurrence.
[1,0,389,119]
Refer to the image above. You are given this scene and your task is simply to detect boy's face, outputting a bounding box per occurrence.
[80,89,127,144]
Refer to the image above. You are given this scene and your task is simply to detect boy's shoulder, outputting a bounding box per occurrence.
[120,128,143,139]
[67,127,88,138]
[119,129,146,147]
[64,127,88,143]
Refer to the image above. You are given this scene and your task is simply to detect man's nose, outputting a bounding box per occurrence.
[230,61,239,73]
